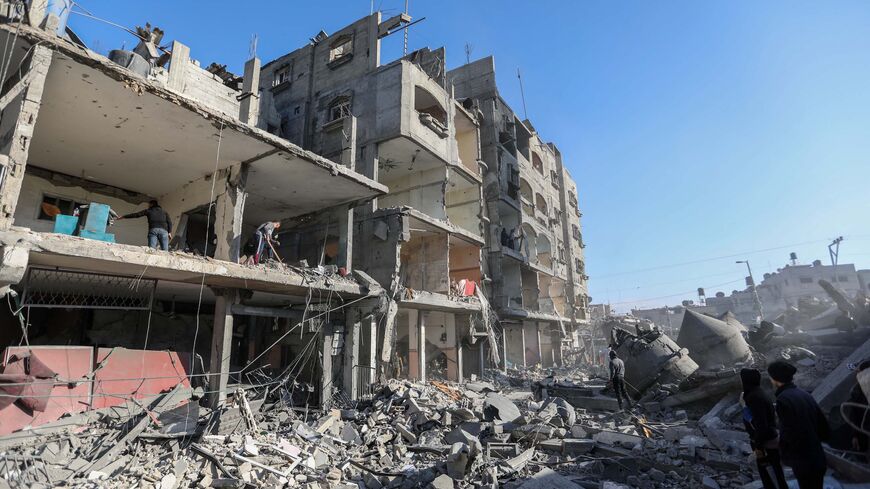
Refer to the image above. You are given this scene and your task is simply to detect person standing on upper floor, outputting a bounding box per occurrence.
[117,200,172,251]
[740,368,788,489]
[609,350,632,411]
[767,360,830,489]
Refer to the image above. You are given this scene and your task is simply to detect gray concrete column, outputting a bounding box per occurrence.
[213,164,248,263]
[167,41,190,93]
[321,324,336,407]
[337,205,353,271]
[239,57,261,125]
[343,310,361,400]
[501,328,508,373]
[0,45,53,229]
[456,323,464,383]
[417,311,427,382]
[208,288,239,409]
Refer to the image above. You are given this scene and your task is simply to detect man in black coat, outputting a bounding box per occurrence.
[767,360,830,489]
[741,368,788,489]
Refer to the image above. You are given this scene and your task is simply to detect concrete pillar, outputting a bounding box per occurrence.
[501,329,508,373]
[536,323,543,365]
[337,205,353,271]
[417,310,427,383]
[455,319,464,383]
[208,288,239,409]
[239,57,260,125]
[343,309,361,399]
[0,45,52,229]
[367,12,382,71]
[167,41,190,93]
[445,314,459,381]
[321,324,335,406]
[520,324,527,368]
[213,164,248,262]
[341,116,357,169]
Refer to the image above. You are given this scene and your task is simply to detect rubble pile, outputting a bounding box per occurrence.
[0,371,772,489]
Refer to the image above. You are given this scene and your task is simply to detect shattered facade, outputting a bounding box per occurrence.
[448,56,590,371]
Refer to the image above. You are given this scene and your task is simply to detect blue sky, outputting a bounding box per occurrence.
[68,1,870,311]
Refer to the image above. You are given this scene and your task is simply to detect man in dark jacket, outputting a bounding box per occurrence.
[741,368,788,489]
[767,360,830,489]
[609,350,632,410]
[118,200,173,251]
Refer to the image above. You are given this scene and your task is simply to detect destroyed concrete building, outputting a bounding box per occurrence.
[449,56,590,371]
[254,12,490,387]
[0,8,394,429]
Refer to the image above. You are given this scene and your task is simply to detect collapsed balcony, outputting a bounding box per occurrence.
[1,26,385,281]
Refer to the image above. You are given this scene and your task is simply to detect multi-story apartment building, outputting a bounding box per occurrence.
[256,13,490,386]
[0,7,388,424]
[449,57,590,370]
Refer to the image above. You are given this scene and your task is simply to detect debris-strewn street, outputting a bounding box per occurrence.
[0,1,869,488]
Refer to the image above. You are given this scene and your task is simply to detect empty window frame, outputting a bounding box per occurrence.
[273,66,291,87]
[329,36,353,63]
[329,97,352,122]
[39,194,85,220]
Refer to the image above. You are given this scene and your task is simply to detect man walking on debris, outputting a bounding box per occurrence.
[740,368,788,489]
[609,350,632,410]
[117,200,172,251]
[767,360,830,489]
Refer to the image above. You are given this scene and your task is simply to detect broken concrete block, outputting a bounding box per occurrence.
[592,430,643,447]
[511,424,554,443]
[484,393,522,423]
[446,442,470,479]
[516,468,582,488]
[429,474,454,489]
[395,423,418,443]
[540,397,576,426]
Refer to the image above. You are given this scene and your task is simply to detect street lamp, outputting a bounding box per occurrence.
[736,260,764,322]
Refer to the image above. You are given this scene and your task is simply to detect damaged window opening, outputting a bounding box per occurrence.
[414,85,448,137]
[329,97,351,122]
[38,194,85,220]
[532,152,544,175]
[273,66,291,87]
[328,36,353,63]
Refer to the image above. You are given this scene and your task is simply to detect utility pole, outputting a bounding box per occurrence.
[829,236,844,267]
[464,42,473,64]
[736,260,764,322]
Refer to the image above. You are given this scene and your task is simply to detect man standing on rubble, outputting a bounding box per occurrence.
[609,351,632,410]
[117,200,172,251]
[740,368,788,489]
[252,220,281,264]
[767,360,830,489]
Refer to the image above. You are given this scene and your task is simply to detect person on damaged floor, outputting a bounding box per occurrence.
[740,368,788,489]
[609,350,632,410]
[767,360,830,489]
[117,200,173,251]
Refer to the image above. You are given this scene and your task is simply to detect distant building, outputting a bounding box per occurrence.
[631,303,720,337]
[589,303,612,321]
[704,256,865,324]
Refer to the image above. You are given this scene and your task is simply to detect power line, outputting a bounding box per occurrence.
[594,239,830,280]
[608,278,745,307]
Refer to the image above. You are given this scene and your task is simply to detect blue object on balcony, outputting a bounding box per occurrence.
[53,214,78,235]
[79,203,115,243]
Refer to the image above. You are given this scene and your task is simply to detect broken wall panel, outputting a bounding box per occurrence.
[0,346,93,435]
[400,230,449,294]
[91,348,191,409]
